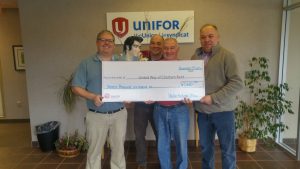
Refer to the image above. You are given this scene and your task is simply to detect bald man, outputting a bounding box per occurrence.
[134,34,164,169]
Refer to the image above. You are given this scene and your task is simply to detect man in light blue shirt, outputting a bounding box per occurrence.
[72,30,127,169]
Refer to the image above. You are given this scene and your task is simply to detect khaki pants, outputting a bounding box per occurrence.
[85,109,127,169]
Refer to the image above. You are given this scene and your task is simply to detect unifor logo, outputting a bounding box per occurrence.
[112,17,129,38]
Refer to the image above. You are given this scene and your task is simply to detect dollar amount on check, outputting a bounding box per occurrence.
[102,60,205,102]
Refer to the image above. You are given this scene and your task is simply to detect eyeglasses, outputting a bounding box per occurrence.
[97,38,114,43]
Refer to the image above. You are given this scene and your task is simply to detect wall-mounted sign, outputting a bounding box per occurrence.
[107,11,194,44]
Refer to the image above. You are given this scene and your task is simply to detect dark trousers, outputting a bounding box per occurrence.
[134,102,157,165]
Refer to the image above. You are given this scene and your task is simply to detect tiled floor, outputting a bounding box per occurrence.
[1,121,300,169]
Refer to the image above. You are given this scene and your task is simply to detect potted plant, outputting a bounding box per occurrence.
[235,57,294,152]
[55,130,88,158]
[59,74,77,113]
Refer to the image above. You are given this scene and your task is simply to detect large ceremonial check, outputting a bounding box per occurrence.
[102,60,205,102]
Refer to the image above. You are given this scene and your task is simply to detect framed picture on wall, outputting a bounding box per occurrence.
[12,45,25,71]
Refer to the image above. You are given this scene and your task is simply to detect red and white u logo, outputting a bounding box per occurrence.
[112,17,129,38]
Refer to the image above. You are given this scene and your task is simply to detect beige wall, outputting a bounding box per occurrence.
[17,0,284,141]
[0,8,29,119]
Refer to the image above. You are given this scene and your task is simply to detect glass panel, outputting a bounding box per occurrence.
[290,0,300,3]
[279,6,300,154]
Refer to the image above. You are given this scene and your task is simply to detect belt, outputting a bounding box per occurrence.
[89,107,124,114]
[157,103,184,109]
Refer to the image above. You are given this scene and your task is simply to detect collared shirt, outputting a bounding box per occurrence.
[72,53,124,112]
[196,49,212,66]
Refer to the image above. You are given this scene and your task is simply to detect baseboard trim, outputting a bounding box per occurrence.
[0,119,30,123]
[32,141,39,148]
[32,140,199,148]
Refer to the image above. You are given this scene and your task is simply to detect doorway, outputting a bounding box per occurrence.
[277,0,300,159]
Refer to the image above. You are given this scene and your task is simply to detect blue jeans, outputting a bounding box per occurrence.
[153,103,190,169]
[197,111,236,169]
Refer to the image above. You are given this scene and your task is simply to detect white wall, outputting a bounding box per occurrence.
[17,0,284,141]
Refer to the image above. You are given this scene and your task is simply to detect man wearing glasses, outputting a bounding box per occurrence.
[72,30,127,169]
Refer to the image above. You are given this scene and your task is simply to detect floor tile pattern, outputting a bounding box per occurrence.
[0,121,299,169]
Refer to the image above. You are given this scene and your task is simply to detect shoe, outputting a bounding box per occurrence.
[137,165,147,169]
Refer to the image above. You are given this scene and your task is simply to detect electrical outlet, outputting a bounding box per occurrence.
[16,100,22,107]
